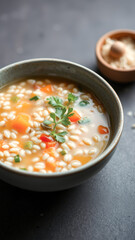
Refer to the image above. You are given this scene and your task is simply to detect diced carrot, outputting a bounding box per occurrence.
[68,110,81,122]
[98,125,109,134]
[40,84,53,93]
[44,147,57,158]
[40,134,57,148]
[12,113,30,133]
[46,161,56,172]
[0,140,7,151]
[46,142,57,148]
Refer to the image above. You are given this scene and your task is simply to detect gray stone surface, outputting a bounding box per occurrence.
[0,0,135,239]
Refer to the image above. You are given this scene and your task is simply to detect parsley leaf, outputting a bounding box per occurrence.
[46,96,76,143]
[50,112,56,122]
[47,96,63,108]
[55,107,66,119]
[68,93,78,104]
[79,100,89,106]
[29,95,40,101]
[78,117,90,124]
[61,108,74,126]
[43,120,52,125]
[51,131,67,143]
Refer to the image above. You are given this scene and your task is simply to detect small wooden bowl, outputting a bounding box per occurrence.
[96,30,135,83]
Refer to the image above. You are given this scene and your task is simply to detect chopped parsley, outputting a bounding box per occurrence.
[68,93,78,104]
[14,155,21,163]
[78,117,90,124]
[60,150,67,155]
[29,95,40,101]
[44,96,75,143]
[79,100,89,107]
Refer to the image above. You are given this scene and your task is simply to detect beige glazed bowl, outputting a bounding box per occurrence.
[0,59,124,191]
[96,30,135,83]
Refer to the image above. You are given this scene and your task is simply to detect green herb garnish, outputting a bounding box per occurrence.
[14,155,21,163]
[29,95,40,101]
[68,93,78,104]
[79,100,89,107]
[78,117,90,124]
[45,96,74,143]
[20,168,27,171]
[51,131,68,143]
[10,96,20,103]
[60,150,67,155]
[47,96,64,108]
[24,141,33,150]
[41,120,52,130]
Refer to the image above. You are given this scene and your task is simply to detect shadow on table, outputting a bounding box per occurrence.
[0,176,99,240]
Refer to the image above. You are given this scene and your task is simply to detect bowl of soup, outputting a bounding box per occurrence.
[0,59,123,191]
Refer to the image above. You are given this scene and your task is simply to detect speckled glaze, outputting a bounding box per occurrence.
[96,29,135,83]
[0,59,124,191]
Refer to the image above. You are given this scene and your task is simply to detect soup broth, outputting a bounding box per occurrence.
[0,77,110,173]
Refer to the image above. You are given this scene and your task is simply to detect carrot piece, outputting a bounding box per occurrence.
[40,134,57,148]
[40,84,53,93]
[12,113,30,133]
[0,141,7,151]
[98,125,109,134]
[46,161,56,172]
[68,110,81,122]
[46,142,57,148]
[44,147,57,158]
[33,167,41,172]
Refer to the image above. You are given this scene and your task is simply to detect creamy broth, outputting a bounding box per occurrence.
[0,78,110,173]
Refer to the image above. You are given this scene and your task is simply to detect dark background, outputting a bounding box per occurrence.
[0,0,135,239]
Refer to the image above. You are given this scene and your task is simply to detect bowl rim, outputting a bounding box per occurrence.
[0,58,124,178]
[96,29,135,72]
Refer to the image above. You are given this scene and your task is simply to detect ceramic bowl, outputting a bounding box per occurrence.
[0,59,124,191]
[96,29,135,83]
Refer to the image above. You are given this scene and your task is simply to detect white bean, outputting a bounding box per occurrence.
[64,154,72,162]
[71,160,81,167]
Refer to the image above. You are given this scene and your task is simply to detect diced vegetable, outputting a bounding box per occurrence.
[60,150,66,155]
[24,141,33,150]
[44,147,56,157]
[41,120,52,130]
[10,96,20,103]
[14,155,21,163]
[40,134,54,143]
[98,125,109,134]
[29,95,40,101]
[78,117,90,124]
[40,84,53,93]
[79,100,89,107]
[12,114,30,133]
[0,141,7,151]
[20,168,27,171]
[68,93,78,104]
[68,110,81,122]
[46,142,57,148]
[40,134,57,148]
[46,161,56,172]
